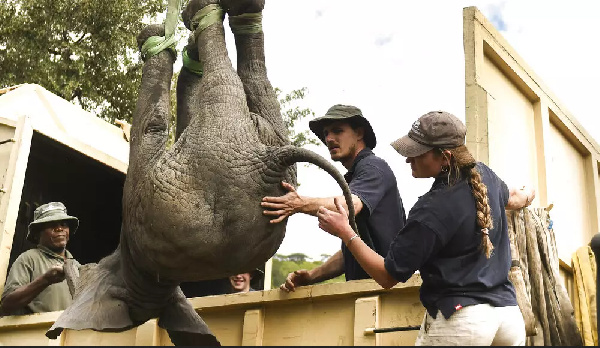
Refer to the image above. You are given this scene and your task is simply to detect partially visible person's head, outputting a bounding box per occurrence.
[27,202,79,253]
[309,104,377,168]
[229,272,252,293]
[391,111,494,258]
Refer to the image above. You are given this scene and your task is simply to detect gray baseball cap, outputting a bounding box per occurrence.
[391,111,467,157]
[27,202,79,243]
[309,104,377,149]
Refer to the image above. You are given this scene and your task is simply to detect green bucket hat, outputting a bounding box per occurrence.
[27,202,79,243]
[309,104,377,149]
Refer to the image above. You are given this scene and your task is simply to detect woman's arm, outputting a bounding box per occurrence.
[317,198,398,289]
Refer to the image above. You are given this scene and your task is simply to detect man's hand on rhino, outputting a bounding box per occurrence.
[261,181,304,223]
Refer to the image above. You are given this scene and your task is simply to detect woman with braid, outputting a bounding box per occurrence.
[316,111,535,346]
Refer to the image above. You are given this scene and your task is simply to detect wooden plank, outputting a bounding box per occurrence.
[134,319,159,346]
[241,309,264,346]
[353,296,380,346]
[0,115,33,295]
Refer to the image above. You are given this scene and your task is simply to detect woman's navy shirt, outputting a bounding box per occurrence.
[384,162,517,319]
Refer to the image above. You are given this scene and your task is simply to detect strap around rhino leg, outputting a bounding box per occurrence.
[140,0,182,60]
[229,12,263,35]
[182,47,204,76]
[191,4,225,40]
[141,35,178,61]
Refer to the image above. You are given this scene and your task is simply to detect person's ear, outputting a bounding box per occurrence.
[441,150,452,166]
[355,127,365,142]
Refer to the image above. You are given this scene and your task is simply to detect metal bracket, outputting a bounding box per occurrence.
[0,138,16,145]
[364,325,421,335]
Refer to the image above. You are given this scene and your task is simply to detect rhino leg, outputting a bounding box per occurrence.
[181,0,249,128]
[223,0,288,147]
[126,24,174,185]
[175,34,203,141]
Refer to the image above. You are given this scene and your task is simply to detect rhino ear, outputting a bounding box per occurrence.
[63,259,81,298]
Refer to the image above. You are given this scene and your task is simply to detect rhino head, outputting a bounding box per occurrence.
[47,0,357,345]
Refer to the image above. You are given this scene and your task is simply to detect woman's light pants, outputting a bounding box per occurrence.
[415,304,526,346]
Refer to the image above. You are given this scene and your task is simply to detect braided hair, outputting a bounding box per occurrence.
[438,146,494,258]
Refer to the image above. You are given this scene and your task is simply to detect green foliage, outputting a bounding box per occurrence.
[0,0,164,123]
[276,87,321,148]
[271,253,345,288]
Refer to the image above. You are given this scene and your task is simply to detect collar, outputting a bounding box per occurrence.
[431,170,465,191]
[344,148,374,181]
[37,245,73,260]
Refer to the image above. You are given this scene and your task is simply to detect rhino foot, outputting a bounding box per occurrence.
[221,0,265,16]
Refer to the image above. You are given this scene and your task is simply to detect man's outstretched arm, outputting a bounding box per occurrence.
[279,250,345,292]
[262,181,363,223]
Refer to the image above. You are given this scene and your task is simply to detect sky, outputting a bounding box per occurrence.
[183,1,600,260]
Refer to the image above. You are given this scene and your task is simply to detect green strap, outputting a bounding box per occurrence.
[141,0,182,60]
[182,47,203,76]
[190,4,224,40]
[229,12,263,35]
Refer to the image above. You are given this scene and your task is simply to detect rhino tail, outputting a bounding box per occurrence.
[267,145,364,239]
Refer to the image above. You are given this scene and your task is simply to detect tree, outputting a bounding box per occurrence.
[0,0,164,123]
[276,87,321,148]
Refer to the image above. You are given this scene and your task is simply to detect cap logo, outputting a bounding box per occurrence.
[411,120,425,138]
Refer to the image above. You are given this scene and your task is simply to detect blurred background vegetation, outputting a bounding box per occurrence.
[271,253,344,288]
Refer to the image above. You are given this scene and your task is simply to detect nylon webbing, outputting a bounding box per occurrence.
[182,47,203,76]
[190,4,224,40]
[141,0,182,60]
[229,12,263,35]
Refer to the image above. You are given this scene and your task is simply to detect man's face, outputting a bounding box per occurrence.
[38,220,70,252]
[323,121,364,167]
[229,272,252,293]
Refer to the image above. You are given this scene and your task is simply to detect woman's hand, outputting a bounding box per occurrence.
[317,197,355,241]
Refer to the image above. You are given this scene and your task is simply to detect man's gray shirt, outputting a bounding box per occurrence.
[1,246,79,315]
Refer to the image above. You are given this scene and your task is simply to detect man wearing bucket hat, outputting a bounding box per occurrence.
[262,104,406,292]
[0,202,81,316]
[316,111,535,345]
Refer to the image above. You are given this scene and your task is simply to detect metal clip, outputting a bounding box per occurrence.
[364,325,421,335]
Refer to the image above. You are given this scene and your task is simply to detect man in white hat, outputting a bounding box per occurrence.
[0,202,81,315]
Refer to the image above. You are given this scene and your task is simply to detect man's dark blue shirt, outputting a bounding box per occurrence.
[342,148,406,281]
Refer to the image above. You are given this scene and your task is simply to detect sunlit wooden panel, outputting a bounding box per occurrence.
[481,55,538,189]
[546,122,591,262]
